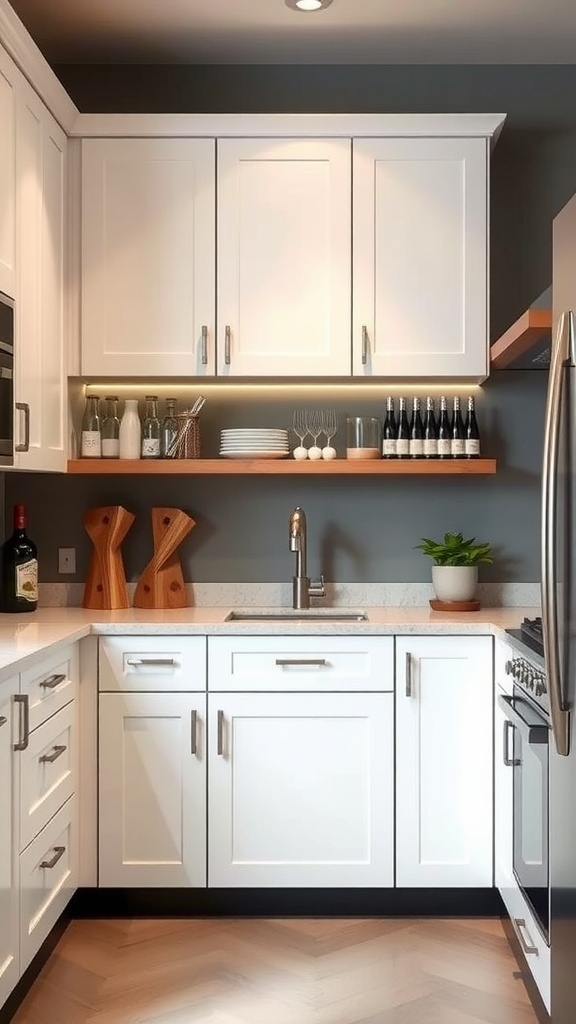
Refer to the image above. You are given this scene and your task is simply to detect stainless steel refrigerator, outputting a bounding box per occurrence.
[543,193,576,1023]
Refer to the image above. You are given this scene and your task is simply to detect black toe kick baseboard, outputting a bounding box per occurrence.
[70,887,504,918]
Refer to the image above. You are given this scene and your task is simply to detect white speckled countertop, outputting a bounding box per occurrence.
[0,605,539,681]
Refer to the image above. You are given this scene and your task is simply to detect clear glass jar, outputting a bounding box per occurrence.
[81,395,101,458]
[142,395,161,459]
[101,396,120,458]
[161,398,178,457]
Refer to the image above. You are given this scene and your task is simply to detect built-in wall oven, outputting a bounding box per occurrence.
[0,290,14,466]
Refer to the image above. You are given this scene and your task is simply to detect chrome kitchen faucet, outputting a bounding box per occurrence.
[288,506,326,610]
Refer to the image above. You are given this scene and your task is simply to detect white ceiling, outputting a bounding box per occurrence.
[10,0,576,65]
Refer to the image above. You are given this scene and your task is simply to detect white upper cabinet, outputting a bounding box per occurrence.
[15,82,67,472]
[0,46,17,299]
[353,137,488,379]
[217,138,351,376]
[81,138,216,377]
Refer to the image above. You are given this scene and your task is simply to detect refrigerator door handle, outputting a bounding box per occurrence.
[542,310,573,756]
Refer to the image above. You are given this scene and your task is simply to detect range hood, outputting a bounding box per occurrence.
[490,288,552,370]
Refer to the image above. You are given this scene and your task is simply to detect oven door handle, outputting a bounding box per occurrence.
[498,694,549,745]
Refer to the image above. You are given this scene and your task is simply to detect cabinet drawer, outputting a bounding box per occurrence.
[208,636,394,691]
[501,880,550,1013]
[21,645,78,732]
[20,702,75,852]
[99,636,206,692]
[19,796,77,972]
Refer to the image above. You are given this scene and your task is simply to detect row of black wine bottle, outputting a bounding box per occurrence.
[382,396,481,459]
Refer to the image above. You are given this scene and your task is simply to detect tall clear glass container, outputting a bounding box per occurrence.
[142,395,161,459]
[101,396,120,458]
[81,395,101,458]
[161,398,178,457]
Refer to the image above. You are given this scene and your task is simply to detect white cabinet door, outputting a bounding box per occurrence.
[99,692,206,887]
[81,138,216,377]
[0,679,19,1008]
[494,686,515,896]
[15,83,67,471]
[353,138,488,379]
[395,635,493,887]
[217,138,351,376]
[208,691,394,887]
[0,47,17,299]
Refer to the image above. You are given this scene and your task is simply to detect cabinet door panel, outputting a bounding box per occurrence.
[218,138,351,376]
[353,138,487,379]
[209,692,393,887]
[0,681,18,1007]
[20,702,76,852]
[396,635,493,887]
[99,692,206,887]
[0,47,16,298]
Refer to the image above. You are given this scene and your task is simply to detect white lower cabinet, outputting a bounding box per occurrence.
[0,676,19,1009]
[208,691,394,888]
[395,635,493,887]
[99,692,206,887]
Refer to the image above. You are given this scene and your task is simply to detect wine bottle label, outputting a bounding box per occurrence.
[81,431,101,457]
[396,438,409,456]
[142,438,160,457]
[423,439,438,456]
[437,438,451,456]
[409,439,423,456]
[451,439,465,456]
[465,439,480,456]
[101,438,120,458]
[383,439,397,457]
[16,559,38,603]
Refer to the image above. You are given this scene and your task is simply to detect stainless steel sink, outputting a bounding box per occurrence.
[225,610,369,622]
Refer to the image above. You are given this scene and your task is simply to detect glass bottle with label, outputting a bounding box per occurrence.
[423,397,438,459]
[409,397,424,459]
[81,395,101,458]
[382,397,397,458]
[119,400,141,460]
[142,396,161,459]
[437,396,451,459]
[161,398,178,458]
[396,398,410,459]
[464,396,481,458]
[101,396,120,458]
[451,396,466,458]
[0,504,38,612]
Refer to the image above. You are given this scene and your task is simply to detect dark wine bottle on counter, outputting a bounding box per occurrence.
[437,396,451,459]
[382,396,397,458]
[409,397,424,458]
[0,504,38,613]
[464,395,481,458]
[451,396,465,458]
[396,397,410,459]
[423,396,438,458]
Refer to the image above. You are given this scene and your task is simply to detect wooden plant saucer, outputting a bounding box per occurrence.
[429,598,481,612]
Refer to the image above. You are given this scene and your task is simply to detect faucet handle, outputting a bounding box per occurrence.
[309,574,326,599]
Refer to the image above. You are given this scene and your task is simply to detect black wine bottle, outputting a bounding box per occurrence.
[382,396,397,458]
[437,396,451,459]
[464,395,481,458]
[0,504,38,613]
[396,397,410,459]
[423,396,438,459]
[409,397,424,459]
[451,396,465,458]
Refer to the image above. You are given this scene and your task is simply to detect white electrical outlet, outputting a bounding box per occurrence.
[58,547,76,574]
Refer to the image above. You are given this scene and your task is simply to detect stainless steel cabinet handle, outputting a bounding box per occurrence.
[405,652,412,697]
[40,846,66,870]
[0,716,7,727]
[13,695,29,751]
[201,325,208,366]
[15,402,30,452]
[275,658,327,668]
[39,744,67,764]
[224,326,231,365]
[40,673,66,690]
[217,710,224,756]
[503,720,520,767]
[126,658,177,667]
[362,325,368,365]
[512,917,538,956]
[191,710,198,755]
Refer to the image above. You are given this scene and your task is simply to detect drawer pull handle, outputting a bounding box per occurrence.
[13,695,29,751]
[39,744,67,764]
[512,917,539,956]
[40,846,65,870]
[0,716,7,727]
[126,658,177,668]
[40,673,67,690]
[405,652,412,697]
[217,710,224,756]
[191,710,198,755]
[275,658,327,668]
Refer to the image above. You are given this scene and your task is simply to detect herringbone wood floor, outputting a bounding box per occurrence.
[12,917,538,1024]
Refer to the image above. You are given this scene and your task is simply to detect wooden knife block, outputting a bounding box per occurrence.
[133,507,195,609]
[83,505,135,609]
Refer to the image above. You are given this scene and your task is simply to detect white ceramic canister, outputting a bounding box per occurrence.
[119,400,142,459]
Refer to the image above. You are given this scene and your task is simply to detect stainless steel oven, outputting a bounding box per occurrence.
[0,291,14,466]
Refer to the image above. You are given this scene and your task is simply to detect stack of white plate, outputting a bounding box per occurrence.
[220,428,289,459]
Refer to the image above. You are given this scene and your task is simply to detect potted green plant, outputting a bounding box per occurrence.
[415,531,493,602]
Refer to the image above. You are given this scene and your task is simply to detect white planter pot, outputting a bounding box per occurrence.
[432,565,478,602]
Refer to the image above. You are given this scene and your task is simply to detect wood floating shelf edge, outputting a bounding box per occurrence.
[490,308,552,369]
[67,458,497,475]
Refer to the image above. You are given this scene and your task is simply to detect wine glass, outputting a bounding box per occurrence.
[292,410,309,460]
[306,410,323,460]
[322,409,338,460]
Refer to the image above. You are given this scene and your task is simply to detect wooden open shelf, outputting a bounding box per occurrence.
[67,458,497,476]
[490,308,552,369]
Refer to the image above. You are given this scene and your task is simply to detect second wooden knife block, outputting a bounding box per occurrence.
[133,507,195,609]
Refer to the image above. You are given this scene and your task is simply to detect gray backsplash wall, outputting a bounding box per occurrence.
[5,372,546,584]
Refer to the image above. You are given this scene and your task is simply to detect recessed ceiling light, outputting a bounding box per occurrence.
[285,0,334,11]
